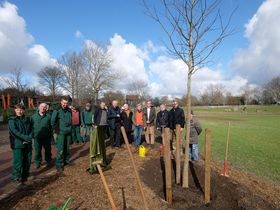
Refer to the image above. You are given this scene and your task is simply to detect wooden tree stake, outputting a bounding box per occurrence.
[204,128,212,204]
[182,124,190,188]
[175,124,181,184]
[120,127,149,210]
[164,127,173,203]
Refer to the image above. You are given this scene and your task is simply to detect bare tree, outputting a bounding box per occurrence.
[201,84,225,105]
[82,41,114,104]
[144,0,234,187]
[263,76,280,104]
[240,84,255,105]
[3,67,28,103]
[127,80,149,101]
[59,51,84,105]
[38,66,63,101]
[160,96,171,105]
[102,90,126,105]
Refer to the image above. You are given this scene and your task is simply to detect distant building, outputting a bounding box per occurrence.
[125,95,141,107]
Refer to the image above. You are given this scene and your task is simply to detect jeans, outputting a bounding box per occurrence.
[82,125,92,143]
[134,125,144,147]
[189,144,198,161]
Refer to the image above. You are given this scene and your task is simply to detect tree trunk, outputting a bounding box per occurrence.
[94,91,99,105]
[183,2,194,186]
[182,71,192,188]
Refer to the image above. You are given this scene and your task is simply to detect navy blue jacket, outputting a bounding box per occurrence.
[107,106,121,129]
[156,110,169,128]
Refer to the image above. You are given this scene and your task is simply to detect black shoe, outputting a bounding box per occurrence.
[45,163,52,168]
[64,162,74,166]
[56,167,63,173]
[11,179,22,188]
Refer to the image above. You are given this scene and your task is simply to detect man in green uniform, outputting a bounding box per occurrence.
[9,104,33,186]
[81,102,94,143]
[31,103,52,168]
[51,96,72,173]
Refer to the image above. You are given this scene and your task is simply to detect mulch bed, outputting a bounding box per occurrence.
[0,144,279,210]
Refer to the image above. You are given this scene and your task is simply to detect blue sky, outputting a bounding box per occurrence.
[1,0,279,96]
[9,0,262,59]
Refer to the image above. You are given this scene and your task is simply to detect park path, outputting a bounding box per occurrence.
[0,126,90,199]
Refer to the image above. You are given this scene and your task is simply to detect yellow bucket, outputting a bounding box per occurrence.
[138,145,146,158]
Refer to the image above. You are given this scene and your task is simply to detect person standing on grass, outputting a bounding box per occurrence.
[9,104,33,186]
[31,103,52,169]
[143,100,156,148]
[132,104,144,148]
[108,100,121,148]
[51,96,72,173]
[156,104,169,145]
[81,102,94,143]
[168,100,185,155]
[71,106,83,144]
[189,110,202,162]
[121,104,133,143]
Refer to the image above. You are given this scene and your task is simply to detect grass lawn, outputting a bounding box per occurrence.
[195,111,280,183]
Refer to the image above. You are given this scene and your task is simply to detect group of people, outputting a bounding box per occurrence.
[8,96,202,186]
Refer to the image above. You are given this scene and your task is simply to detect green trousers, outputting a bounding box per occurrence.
[34,137,52,166]
[82,125,92,142]
[12,146,32,181]
[56,133,71,168]
[72,125,82,143]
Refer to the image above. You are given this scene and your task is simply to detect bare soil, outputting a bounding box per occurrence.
[0,144,279,210]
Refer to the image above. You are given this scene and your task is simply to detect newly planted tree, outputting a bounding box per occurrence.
[144,0,234,187]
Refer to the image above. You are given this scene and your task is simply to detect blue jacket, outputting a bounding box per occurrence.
[107,106,121,129]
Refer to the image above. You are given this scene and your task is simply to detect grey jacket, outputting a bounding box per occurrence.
[189,116,202,144]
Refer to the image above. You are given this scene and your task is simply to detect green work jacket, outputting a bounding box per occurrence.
[8,115,33,149]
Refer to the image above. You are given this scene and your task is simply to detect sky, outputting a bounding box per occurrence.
[0,0,279,97]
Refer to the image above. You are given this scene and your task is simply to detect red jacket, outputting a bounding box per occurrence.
[72,110,80,126]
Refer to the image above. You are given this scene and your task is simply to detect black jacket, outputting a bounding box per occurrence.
[156,110,169,128]
[121,110,133,132]
[94,108,108,126]
[168,107,185,129]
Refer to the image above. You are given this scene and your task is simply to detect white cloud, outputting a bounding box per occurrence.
[106,33,248,97]
[148,56,248,97]
[108,34,149,89]
[231,0,280,84]
[192,68,248,96]
[0,2,55,75]
[149,56,187,96]
[75,30,83,39]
